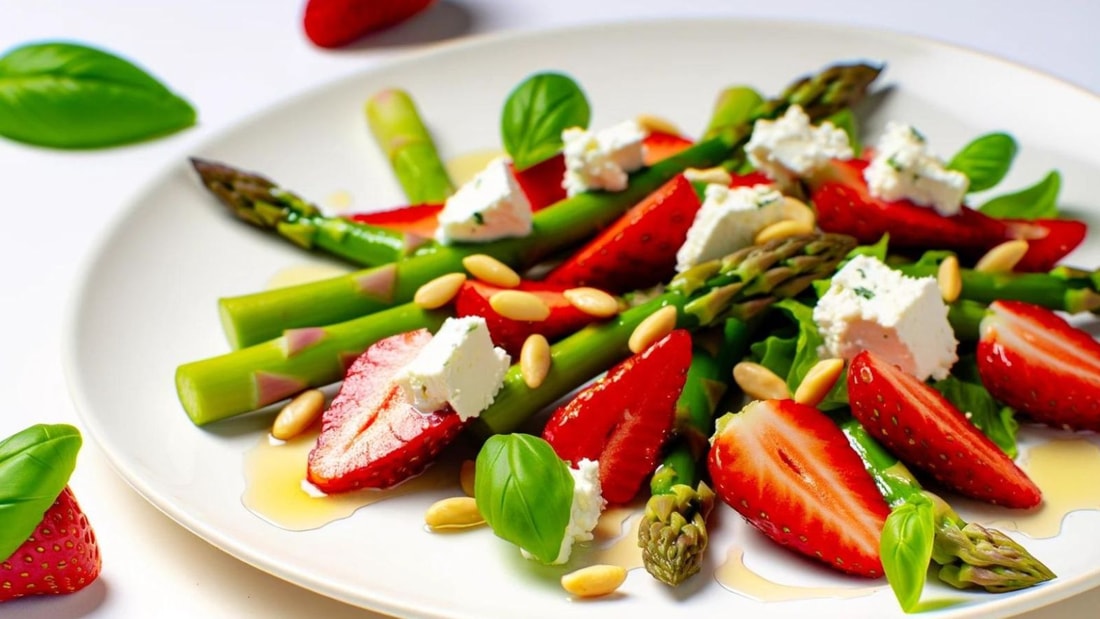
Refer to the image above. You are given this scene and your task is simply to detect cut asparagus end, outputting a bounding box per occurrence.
[639,482,716,586]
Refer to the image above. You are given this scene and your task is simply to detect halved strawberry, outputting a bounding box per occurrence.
[707,398,890,578]
[347,203,442,238]
[541,329,691,504]
[511,154,566,211]
[543,174,702,293]
[728,170,773,188]
[848,350,1041,508]
[453,279,598,358]
[307,329,467,492]
[810,158,1084,271]
[978,300,1100,432]
[643,130,694,166]
[1,487,101,602]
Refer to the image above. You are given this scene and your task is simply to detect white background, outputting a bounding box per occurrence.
[3,1,1100,617]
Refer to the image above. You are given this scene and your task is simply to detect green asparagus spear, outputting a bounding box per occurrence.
[218,62,883,349]
[841,419,1055,611]
[701,86,764,141]
[897,260,1100,314]
[365,88,455,204]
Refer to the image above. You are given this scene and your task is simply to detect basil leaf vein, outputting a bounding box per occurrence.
[500,72,589,171]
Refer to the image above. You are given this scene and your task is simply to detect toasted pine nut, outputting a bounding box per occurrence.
[489,290,551,321]
[794,359,845,408]
[520,334,552,388]
[561,564,628,598]
[628,305,678,353]
[635,114,681,136]
[937,255,962,303]
[683,167,733,185]
[779,197,816,226]
[754,219,815,245]
[414,272,467,309]
[974,240,1029,273]
[425,496,484,530]
[460,460,476,497]
[272,389,325,440]
[563,287,619,318]
[733,362,790,401]
[462,254,521,288]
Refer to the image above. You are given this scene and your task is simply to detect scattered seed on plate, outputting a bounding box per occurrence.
[794,358,845,408]
[489,290,551,321]
[733,361,790,401]
[272,389,326,440]
[462,254,521,288]
[424,496,485,531]
[628,305,678,353]
[561,564,628,598]
[520,334,552,389]
[414,272,467,309]
[937,255,962,303]
[563,287,619,318]
[974,239,1029,273]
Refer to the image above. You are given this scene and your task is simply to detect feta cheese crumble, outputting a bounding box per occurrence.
[436,157,532,244]
[745,104,853,184]
[562,120,647,196]
[394,316,510,420]
[674,183,787,272]
[813,255,958,381]
[863,122,969,216]
[521,458,606,565]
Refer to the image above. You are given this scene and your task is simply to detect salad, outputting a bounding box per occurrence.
[174,60,1100,613]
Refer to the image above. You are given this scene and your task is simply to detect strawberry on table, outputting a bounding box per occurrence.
[847,350,1041,508]
[541,329,692,504]
[707,398,890,578]
[303,0,436,48]
[978,300,1100,432]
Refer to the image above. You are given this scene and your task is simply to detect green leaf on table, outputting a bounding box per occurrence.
[947,132,1017,193]
[0,424,82,560]
[881,495,936,613]
[474,433,574,564]
[501,72,590,171]
[978,170,1061,219]
[0,41,196,149]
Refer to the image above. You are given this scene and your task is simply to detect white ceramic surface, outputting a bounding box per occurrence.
[64,19,1100,619]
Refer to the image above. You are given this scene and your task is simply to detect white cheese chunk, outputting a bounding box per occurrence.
[436,157,532,244]
[813,255,958,381]
[863,122,969,216]
[394,316,510,420]
[562,120,647,196]
[521,458,606,565]
[674,183,787,272]
[745,104,853,183]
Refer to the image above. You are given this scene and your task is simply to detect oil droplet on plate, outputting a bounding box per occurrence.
[446,149,505,186]
[989,438,1100,538]
[266,264,349,289]
[714,546,880,602]
[324,190,354,213]
[580,507,643,570]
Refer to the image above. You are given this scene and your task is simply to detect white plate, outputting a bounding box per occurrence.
[64,18,1100,619]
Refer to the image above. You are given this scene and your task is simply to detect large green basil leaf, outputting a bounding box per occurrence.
[947,132,1017,193]
[881,496,936,613]
[0,41,196,148]
[978,170,1061,219]
[0,424,82,560]
[474,434,574,564]
[500,72,589,170]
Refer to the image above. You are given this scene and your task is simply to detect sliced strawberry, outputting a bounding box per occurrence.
[347,203,442,238]
[811,158,1084,271]
[848,350,1041,508]
[307,329,467,492]
[511,154,566,211]
[1,487,101,602]
[543,174,702,293]
[643,131,694,166]
[978,300,1100,432]
[728,170,773,188]
[707,399,890,578]
[541,329,691,504]
[453,279,598,358]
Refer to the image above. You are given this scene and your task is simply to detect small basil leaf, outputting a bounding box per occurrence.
[501,72,589,170]
[0,424,82,560]
[474,434,574,564]
[978,170,1061,219]
[947,132,1017,193]
[933,369,1018,458]
[0,41,196,149]
[825,107,861,157]
[881,496,936,613]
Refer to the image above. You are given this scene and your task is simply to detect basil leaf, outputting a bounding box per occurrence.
[947,132,1017,193]
[0,41,196,149]
[933,368,1018,458]
[501,72,589,170]
[881,496,936,613]
[0,424,82,560]
[474,434,574,564]
[978,170,1061,219]
[825,107,861,157]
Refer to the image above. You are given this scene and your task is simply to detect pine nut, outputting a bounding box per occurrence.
[563,287,619,318]
[794,358,845,408]
[272,389,325,440]
[754,219,815,245]
[413,272,467,309]
[733,362,790,401]
[561,564,628,598]
[462,254,521,288]
[520,334,552,388]
[489,290,551,321]
[635,114,681,136]
[460,460,476,497]
[424,496,484,530]
[937,255,962,303]
[974,239,1029,273]
[628,305,678,353]
[779,197,816,226]
[683,167,733,185]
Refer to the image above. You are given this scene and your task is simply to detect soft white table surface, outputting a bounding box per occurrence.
[3,1,1099,617]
